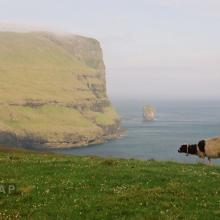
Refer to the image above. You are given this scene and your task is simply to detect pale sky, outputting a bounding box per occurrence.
[0,0,220,100]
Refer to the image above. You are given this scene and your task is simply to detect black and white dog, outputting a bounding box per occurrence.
[178,137,220,164]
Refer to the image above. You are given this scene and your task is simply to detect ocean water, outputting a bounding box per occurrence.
[55,100,220,164]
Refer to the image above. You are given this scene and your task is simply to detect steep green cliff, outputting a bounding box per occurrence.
[0,32,121,148]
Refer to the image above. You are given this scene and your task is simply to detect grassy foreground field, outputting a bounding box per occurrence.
[1,147,220,219]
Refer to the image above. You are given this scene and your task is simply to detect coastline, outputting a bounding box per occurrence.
[0,120,124,149]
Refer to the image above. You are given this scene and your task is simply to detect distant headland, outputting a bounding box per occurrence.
[0,31,121,148]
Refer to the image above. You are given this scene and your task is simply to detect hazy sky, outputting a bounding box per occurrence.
[0,0,220,100]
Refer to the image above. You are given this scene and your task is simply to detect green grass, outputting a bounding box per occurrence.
[0,32,105,103]
[84,107,119,126]
[0,105,103,141]
[1,147,220,219]
[95,107,119,125]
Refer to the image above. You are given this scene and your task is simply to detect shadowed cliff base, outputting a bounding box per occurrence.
[0,121,122,149]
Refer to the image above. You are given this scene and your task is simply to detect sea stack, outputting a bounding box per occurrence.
[143,105,156,121]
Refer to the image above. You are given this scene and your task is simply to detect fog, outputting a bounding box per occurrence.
[0,0,220,100]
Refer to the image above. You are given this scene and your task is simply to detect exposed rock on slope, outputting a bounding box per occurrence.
[0,32,121,148]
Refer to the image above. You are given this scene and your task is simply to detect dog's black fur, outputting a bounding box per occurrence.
[178,144,198,155]
[178,140,206,156]
[198,140,206,153]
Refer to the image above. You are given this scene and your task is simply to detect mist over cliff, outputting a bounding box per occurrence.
[0,31,121,148]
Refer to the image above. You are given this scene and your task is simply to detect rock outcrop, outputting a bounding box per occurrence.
[143,105,156,121]
[0,31,121,148]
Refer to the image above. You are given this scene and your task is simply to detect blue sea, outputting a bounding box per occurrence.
[54,100,220,164]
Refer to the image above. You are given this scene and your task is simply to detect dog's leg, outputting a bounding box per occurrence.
[199,156,205,164]
[208,157,211,166]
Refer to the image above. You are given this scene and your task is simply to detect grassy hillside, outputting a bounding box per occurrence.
[0,32,92,103]
[0,32,120,148]
[0,32,106,103]
[1,147,220,219]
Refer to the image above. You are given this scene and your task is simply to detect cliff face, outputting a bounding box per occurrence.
[0,32,121,148]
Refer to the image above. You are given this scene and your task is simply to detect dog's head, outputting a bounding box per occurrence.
[178,144,188,154]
